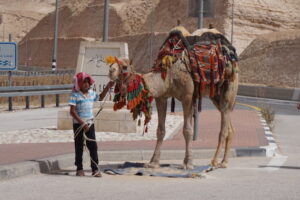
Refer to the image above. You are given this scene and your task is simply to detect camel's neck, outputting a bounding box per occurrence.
[142,72,169,98]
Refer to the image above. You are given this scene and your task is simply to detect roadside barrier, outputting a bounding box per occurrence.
[0,84,73,111]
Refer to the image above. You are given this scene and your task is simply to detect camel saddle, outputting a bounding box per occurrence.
[152,30,238,99]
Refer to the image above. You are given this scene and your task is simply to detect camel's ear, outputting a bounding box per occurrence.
[129,59,133,65]
[115,56,121,65]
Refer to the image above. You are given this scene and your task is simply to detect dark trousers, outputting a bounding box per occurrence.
[73,123,99,171]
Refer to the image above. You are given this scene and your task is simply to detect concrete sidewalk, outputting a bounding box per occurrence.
[0,109,276,180]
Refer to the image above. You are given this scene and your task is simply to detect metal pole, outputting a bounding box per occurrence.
[2,23,4,41]
[52,0,59,71]
[194,0,204,140]
[25,37,28,67]
[8,34,12,111]
[103,0,109,42]
[197,0,204,29]
[231,0,234,44]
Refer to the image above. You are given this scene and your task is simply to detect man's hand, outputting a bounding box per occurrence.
[100,81,115,101]
[83,123,90,133]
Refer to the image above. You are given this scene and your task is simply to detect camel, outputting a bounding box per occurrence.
[108,27,239,169]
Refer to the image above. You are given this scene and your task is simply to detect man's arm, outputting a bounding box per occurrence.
[99,81,115,101]
[70,105,89,132]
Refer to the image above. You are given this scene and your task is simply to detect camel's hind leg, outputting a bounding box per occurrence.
[181,95,194,169]
[146,97,167,168]
[211,79,238,168]
[220,120,235,168]
[211,109,230,167]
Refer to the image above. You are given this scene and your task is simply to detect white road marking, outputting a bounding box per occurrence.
[264,154,288,171]
[266,136,274,140]
[265,130,273,135]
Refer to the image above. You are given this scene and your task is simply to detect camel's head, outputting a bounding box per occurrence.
[107,57,134,81]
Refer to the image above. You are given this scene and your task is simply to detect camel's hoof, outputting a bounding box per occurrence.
[211,160,218,168]
[182,164,194,170]
[144,162,160,168]
[219,162,228,168]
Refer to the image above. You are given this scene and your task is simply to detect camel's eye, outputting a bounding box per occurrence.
[109,68,116,72]
[123,66,128,71]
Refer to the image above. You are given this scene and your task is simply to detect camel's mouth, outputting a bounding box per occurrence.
[108,72,118,81]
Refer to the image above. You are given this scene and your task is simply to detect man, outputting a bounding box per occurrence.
[69,72,114,177]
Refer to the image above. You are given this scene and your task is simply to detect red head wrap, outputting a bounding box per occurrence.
[73,72,95,91]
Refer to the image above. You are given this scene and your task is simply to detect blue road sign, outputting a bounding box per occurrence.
[0,42,18,71]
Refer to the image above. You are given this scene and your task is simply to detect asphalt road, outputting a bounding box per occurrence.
[0,96,299,200]
[0,107,60,132]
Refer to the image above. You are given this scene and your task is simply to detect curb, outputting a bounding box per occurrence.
[0,161,40,180]
[256,112,278,157]
[0,146,270,180]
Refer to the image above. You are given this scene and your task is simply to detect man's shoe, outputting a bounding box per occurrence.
[76,170,85,176]
[92,170,102,177]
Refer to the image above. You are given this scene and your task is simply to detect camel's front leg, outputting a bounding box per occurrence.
[182,96,194,169]
[145,97,167,168]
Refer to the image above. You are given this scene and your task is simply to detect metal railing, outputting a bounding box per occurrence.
[0,69,75,76]
[0,84,73,111]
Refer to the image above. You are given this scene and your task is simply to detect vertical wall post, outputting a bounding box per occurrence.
[56,94,60,107]
[25,96,30,109]
[41,95,45,108]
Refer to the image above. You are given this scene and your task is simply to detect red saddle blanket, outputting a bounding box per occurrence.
[152,31,227,97]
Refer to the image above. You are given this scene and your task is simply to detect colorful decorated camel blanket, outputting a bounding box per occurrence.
[152,30,238,98]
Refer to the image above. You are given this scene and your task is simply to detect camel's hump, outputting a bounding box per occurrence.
[192,28,222,36]
[170,25,191,37]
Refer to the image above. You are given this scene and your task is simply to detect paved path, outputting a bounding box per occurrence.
[0,108,269,166]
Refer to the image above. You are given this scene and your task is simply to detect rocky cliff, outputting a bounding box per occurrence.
[225,0,300,54]
[2,0,299,87]
[0,0,55,42]
[239,30,300,88]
